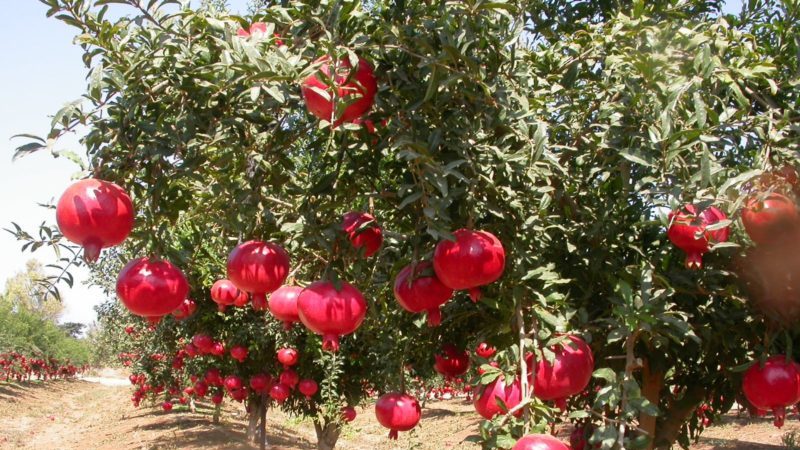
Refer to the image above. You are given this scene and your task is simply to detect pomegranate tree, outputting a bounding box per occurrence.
[374,392,422,440]
[301,55,377,126]
[297,280,368,351]
[433,229,506,302]
[393,261,453,326]
[55,178,134,262]
[742,355,800,427]
[116,257,189,317]
[227,241,290,311]
[667,204,730,269]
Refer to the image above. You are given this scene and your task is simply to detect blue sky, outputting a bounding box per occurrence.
[0,0,744,325]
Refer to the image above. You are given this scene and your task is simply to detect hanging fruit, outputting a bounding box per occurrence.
[742,355,800,428]
[227,241,290,311]
[433,229,505,302]
[297,280,367,352]
[473,376,522,420]
[393,261,453,326]
[667,204,730,269]
[512,434,570,450]
[341,212,383,257]
[741,193,799,245]
[434,344,470,379]
[116,257,189,317]
[268,285,303,329]
[375,392,421,440]
[301,55,377,127]
[56,179,134,263]
[528,335,595,410]
[211,279,248,311]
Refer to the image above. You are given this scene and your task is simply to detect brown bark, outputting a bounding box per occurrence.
[213,403,221,424]
[640,360,664,450]
[653,384,705,449]
[314,420,341,450]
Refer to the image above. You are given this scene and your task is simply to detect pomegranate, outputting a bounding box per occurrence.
[667,204,730,269]
[301,55,377,126]
[297,280,368,352]
[375,392,422,440]
[393,261,453,326]
[227,240,290,311]
[230,345,249,363]
[192,334,214,354]
[342,212,383,257]
[298,379,318,399]
[56,179,134,262]
[277,348,299,367]
[341,406,357,422]
[473,376,522,419]
[211,279,248,310]
[433,229,505,302]
[211,392,224,405]
[116,257,189,317]
[268,285,302,329]
[476,343,496,359]
[570,426,588,450]
[270,383,291,403]
[210,342,226,357]
[194,381,208,397]
[434,344,470,379]
[741,193,799,245]
[205,368,223,386]
[279,369,299,389]
[223,375,243,393]
[162,401,173,412]
[171,298,196,320]
[742,355,800,427]
[528,335,594,410]
[249,374,272,393]
[512,434,570,450]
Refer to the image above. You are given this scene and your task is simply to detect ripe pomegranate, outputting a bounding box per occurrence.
[301,55,377,126]
[667,204,730,269]
[277,348,299,367]
[116,257,189,317]
[205,368,223,386]
[741,193,799,245]
[56,179,134,262]
[227,241,290,311]
[162,401,173,412]
[279,369,299,389]
[268,285,302,329]
[342,212,383,257]
[223,375,243,393]
[512,434,570,450]
[194,381,209,398]
[375,392,421,440]
[433,229,506,302]
[528,335,594,410]
[393,261,453,326]
[434,344,470,379]
[298,379,318,399]
[171,298,196,320]
[570,426,588,450]
[473,377,522,420]
[270,383,291,403]
[297,280,368,352]
[192,334,214,354]
[211,392,224,405]
[249,374,272,393]
[211,279,248,310]
[230,345,249,363]
[742,355,800,427]
[210,342,226,357]
[476,343,496,359]
[341,406,357,422]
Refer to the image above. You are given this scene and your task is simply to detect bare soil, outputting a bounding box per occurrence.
[0,373,797,450]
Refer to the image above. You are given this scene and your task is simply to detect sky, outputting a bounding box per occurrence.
[0,0,744,326]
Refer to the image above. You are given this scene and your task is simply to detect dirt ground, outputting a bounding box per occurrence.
[0,372,798,450]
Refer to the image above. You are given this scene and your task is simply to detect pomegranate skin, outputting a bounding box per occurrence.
[341,406,357,422]
[301,56,377,126]
[297,280,368,352]
[667,204,730,269]
[298,379,318,399]
[270,383,291,403]
[375,392,421,440]
[211,279,248,308]
[268,285,303,329]
[230,345,249,363]
[434,344,470,379]
[473,377,522,420]
[116,258,189,317]
[433,229,505,302]
[476,343,496,359]
[342,212,383,257]
[249,374,273,393]
[171,298,196,320]
[227,241,290,310]
[742,194,799,245]
[512,434,570,450]
[742,355,800,428]
[393,262,453,326]
[56,179,134,262]
[277,348,299,367]
[529,335,595,410]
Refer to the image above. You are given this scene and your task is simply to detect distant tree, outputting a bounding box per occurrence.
[59,322,86,338]
[1,260,63,322]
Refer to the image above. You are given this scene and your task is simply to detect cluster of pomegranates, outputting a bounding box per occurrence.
[1,352,86,382]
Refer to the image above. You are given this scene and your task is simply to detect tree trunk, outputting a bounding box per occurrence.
[247,397,262,444]
[653,384,705,449]
[314,420,341,450]
[213,403,221,424]
[640,360,664,450]
[259,393,268,450]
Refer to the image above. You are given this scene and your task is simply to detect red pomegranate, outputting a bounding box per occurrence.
[476,343,496,359]
[528,335,594,410]
[742,355,800,427]
[570,426,588,450]
[268,285,302,329]
[512,434,570,450]
[171,298,196,320]
[211,392,224,405]
[279,369,299,388]
[210,342,226,357]
[433,229,506,302]
[341,406,357,422]
[56,179,134,262]
[473,376,522,420]
[667,204,730,269]
[249,374,272,393]
[227,241,290,311]
[297,280,368,352]
[277,348,299,367]
[223,375,243,393]
[270,383,291,403]
[230,345,249,363]
[301,55,377,126]
[211,279,248,310]
[194,381,208,397]
[116,257,189,317]
[741,193,799,245]
[434,344,470,379]
[162,401,173,412]
[393,261,453,326]
[375,392,421,440]
[192,334,214,354]
[342,212,383,257]
[205,368,223,386]
[298,379,318,399]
